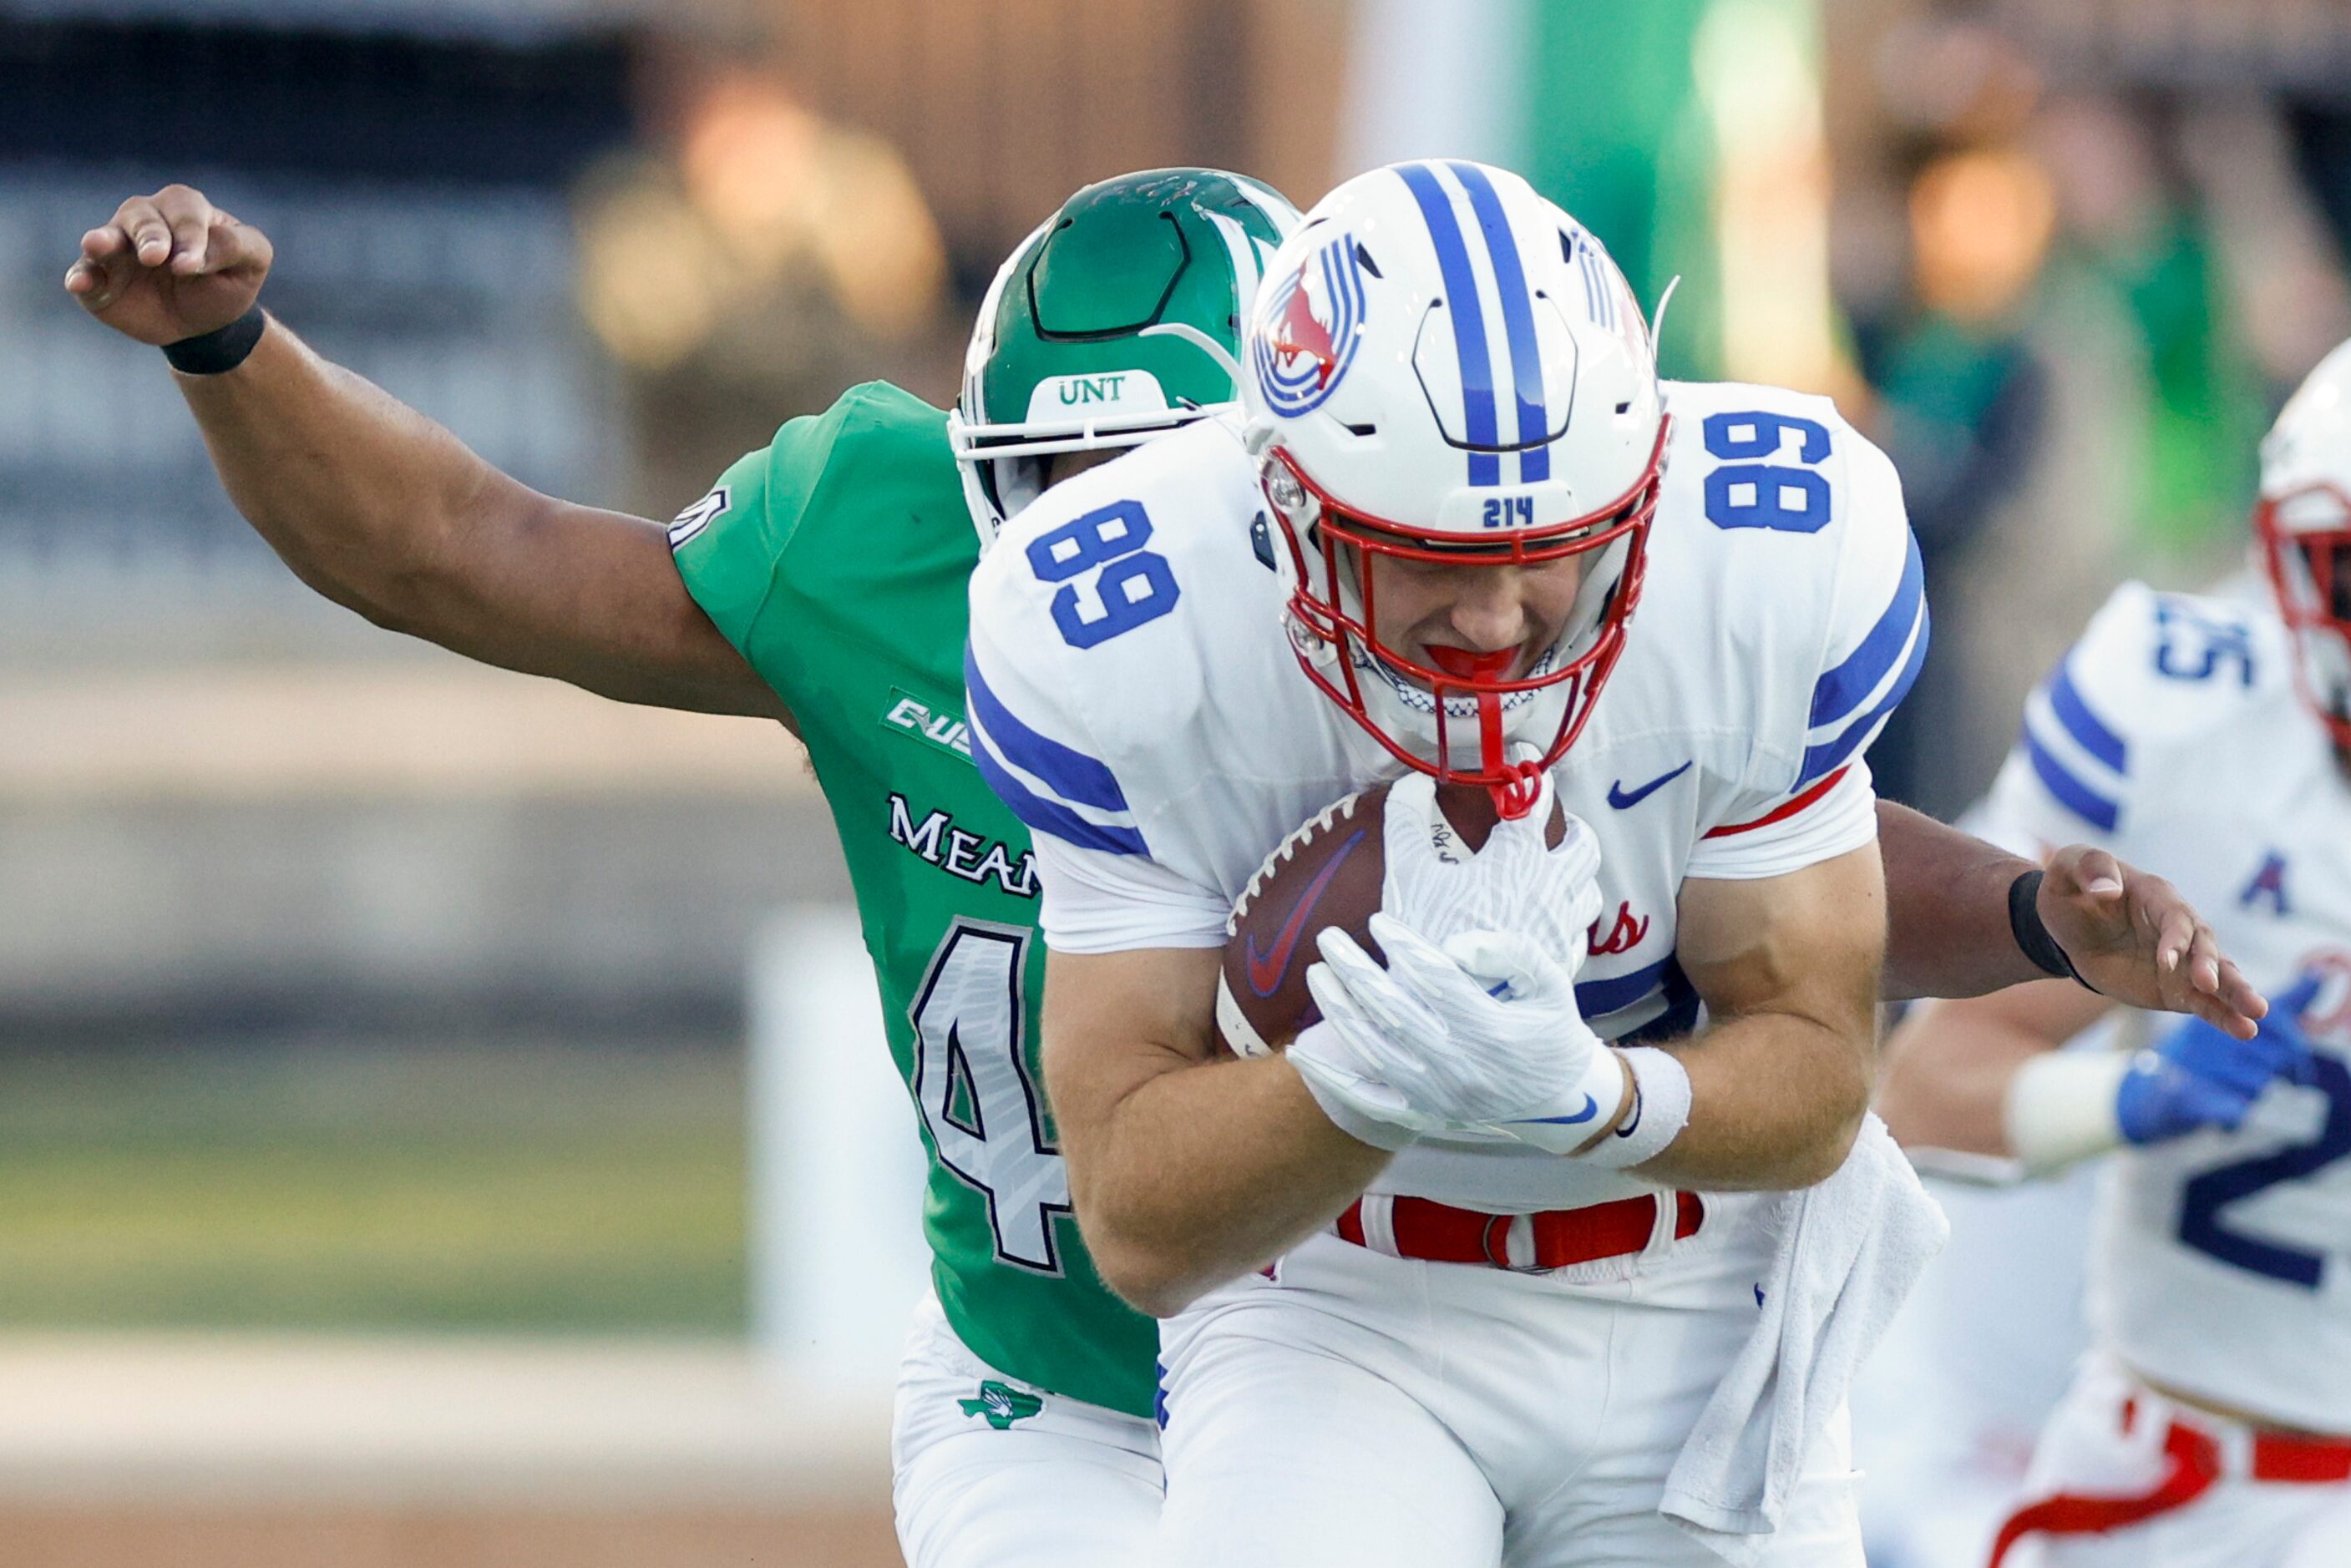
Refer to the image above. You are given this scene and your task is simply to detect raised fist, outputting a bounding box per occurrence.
[64,185,273,348]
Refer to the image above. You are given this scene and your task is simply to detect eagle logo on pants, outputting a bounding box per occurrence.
[958,1379,1045,1430]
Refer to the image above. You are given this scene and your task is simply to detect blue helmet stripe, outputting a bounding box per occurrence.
[1395,162,1501,486]
[1447,161,1549,483]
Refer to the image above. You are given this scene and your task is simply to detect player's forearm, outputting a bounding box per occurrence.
[172,319,771,715]
[1873,1002,2039,1157]
[176,316,535,636]
[1877,802,2042,1000]
[1877,981,2115,1170]
[1074,1055,1391,1317]
[1633,1010,1875,1190]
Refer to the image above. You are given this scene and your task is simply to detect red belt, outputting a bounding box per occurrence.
[1988,1397,2351,1566]
[1333,1191,1703,1272]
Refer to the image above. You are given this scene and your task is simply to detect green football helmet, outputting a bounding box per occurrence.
[950,168,1302,547]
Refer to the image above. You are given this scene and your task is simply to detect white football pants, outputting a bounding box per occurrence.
[1998,1356,2351,1568]
[890,1291,1163,1568]
[1153,1196,1866,1568]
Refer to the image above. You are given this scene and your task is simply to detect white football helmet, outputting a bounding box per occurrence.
[1239,159,1667,811]
[2257,336,2351,750]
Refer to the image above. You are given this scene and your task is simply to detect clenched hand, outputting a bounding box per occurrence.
[64,184,273,348]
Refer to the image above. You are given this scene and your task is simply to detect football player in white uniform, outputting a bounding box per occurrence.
[964,162,2260,1566]
[1877,339,2351,1567]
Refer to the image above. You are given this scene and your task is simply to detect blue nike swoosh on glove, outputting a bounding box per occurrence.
[1507,1096,1599,1125]
[1607,761,1692,810]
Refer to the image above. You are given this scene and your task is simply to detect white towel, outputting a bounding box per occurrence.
[1659,1115,1949,1565]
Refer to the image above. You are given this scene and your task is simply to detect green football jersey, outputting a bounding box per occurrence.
[670,381,1158,1419]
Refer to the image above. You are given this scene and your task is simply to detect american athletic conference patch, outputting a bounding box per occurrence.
[1254,232,1366,418]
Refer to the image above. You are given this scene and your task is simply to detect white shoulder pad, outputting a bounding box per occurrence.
[1994,580,2282,840]
[1792,411,1923,795]
[1659,383,1921,804]
[1649,382,1918,874]
[965,575,1149,860]
[962,421,1258,862]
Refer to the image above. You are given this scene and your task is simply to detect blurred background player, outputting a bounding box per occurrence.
[62,167,1303,1568]
[1877,338,2351,1565]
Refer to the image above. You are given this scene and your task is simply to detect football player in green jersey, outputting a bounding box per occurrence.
[68,167,1300,1566]
[68,169,2261,1567]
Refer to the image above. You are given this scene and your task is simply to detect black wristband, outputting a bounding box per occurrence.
[163,306,267,375]
[2009,869,2095,991]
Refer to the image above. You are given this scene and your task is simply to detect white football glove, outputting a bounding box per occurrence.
[1288,772,1624,1154]
[1298,918,1619,1152]
[1376,771,1603,969]
[1280,1011,1453,1151]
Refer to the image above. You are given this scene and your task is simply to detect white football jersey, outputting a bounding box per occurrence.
[1974,579,2351,1431]
[965,380,1923,1213]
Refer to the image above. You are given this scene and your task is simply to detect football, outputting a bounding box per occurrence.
[1214,780,1564,1058]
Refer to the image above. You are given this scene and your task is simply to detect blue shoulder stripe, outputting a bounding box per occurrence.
[2044,657,2128,774]
[1810,530,1926,730]
[1394,163,1501,487]
[965,648,1130,814]
[1447,161,1549,483]
[2021,726,2120,832]
[1799,597,1930,787]
[969,727,1149,857]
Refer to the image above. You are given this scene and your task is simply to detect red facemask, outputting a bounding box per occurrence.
[2257,483,2351,751]
[1264,420,1671,817]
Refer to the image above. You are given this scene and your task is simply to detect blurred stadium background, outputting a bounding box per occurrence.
[4,1,2349,1563]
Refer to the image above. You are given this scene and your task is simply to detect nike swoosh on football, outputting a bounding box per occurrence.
[1244,829,1369,997]
[1507,1096,1600,1125]
[1606,761,1693,811]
